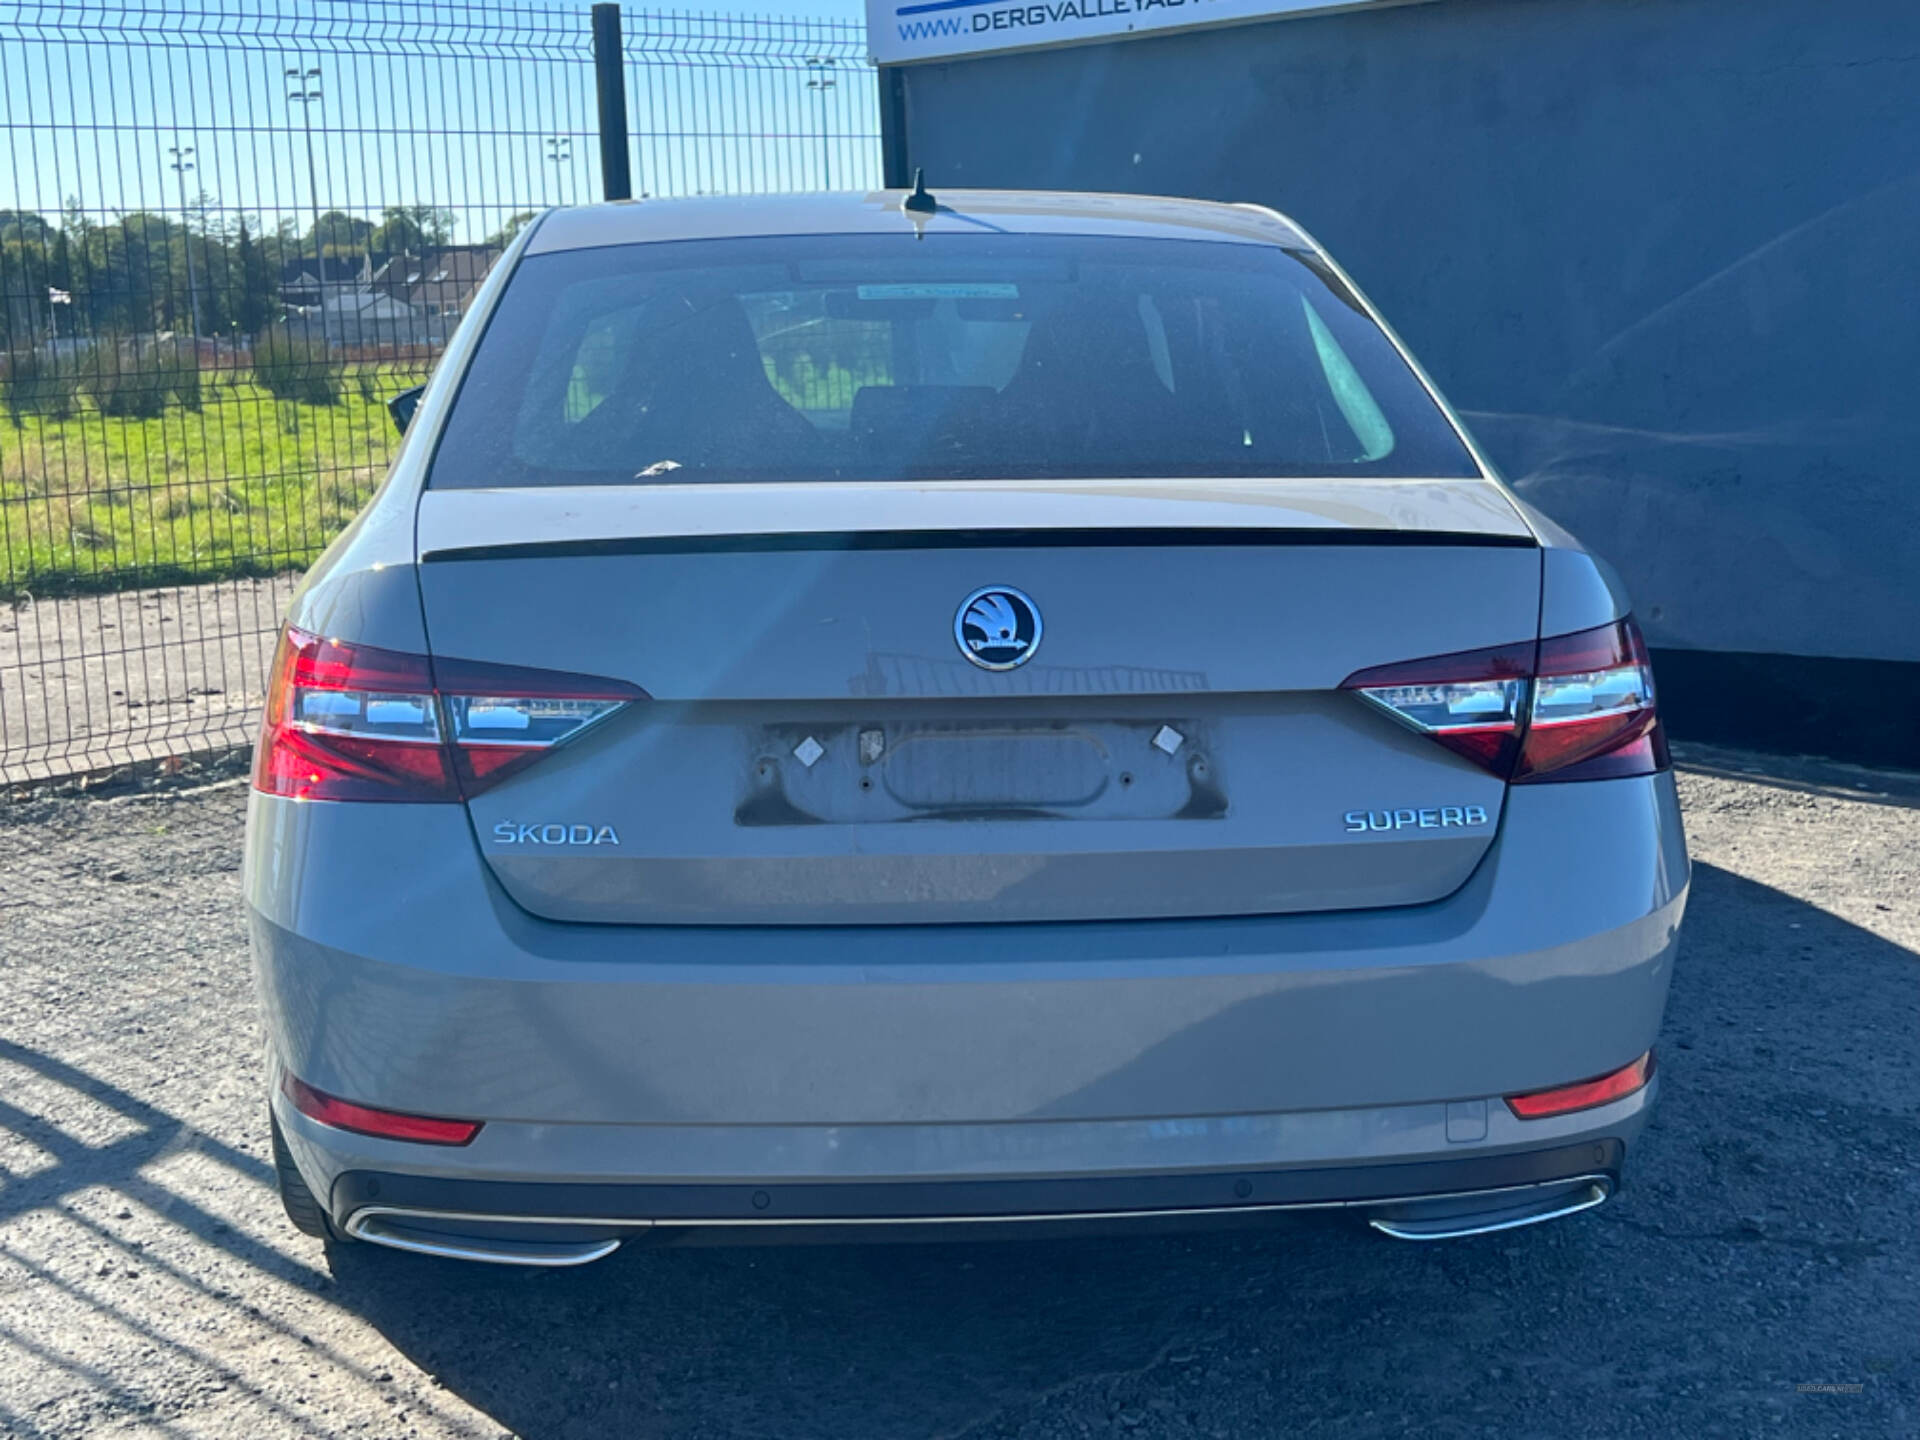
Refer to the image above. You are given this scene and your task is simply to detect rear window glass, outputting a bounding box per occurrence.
[429,233,1479,487]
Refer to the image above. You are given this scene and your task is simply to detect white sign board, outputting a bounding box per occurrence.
[869,0,1398,66]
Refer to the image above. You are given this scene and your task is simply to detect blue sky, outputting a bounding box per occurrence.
[683,0,862,15]
[0,0,878,243]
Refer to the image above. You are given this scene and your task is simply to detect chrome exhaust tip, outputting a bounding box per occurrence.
[344,1207,629,1267]
[1367,1176,1612,1241]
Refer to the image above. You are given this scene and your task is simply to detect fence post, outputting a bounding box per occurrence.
[591,3,633,200]
[880,67,911,190]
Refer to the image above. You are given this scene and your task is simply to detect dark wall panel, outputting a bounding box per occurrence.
[893,0,1920,672]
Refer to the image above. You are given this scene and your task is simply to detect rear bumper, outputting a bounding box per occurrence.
[324,1134,1629,1262]
[249,771,1687,1235]
[333,1136,1625,1225]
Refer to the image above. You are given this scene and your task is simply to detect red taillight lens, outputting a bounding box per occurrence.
[254,629,458,802]
[252,627,644,803]
[1342,640,1534,776]
[1342,618,1668,784]
[1513,618,1665,783]
[282,1072,481,1146]
[434,655,640,796]
[1506,1051,1653,1119]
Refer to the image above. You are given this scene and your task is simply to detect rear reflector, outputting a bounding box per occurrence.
[1342,617,1668,784]
[1505,1051,1653,1119]
[282,1072,481,1146]
[253,627,644,803]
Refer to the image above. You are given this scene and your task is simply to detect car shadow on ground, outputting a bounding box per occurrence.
[320,861,1920,1439]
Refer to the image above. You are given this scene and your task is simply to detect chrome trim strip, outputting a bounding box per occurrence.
[288,723,445,746]
[1367,1179,1612,1242]
[341,1174,1616,1265]
[639,1174,1616,1228]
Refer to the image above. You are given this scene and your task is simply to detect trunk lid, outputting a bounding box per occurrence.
[416,481,1539,925]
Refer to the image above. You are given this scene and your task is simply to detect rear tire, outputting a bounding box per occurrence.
[271,1110,342,1241]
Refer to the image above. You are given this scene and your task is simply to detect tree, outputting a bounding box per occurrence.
[49,227,72,296]
[484,211,537,249]
[59,201,100,334]
[0,235,49,351]
[0,209,55,246]
[303,210,375,255]
[370,204,455,255]
[233,218,276,336]
[176,188,222,333]
[111,212,177,333]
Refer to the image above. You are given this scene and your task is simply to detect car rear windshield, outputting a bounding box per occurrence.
[428,232,1481,487]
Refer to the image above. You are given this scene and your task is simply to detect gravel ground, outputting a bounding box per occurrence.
[0,749,1914,1438]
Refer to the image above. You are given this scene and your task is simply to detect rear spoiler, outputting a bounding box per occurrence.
[422,525,1537,566]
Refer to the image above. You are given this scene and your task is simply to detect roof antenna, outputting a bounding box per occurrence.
[901,168,937,215]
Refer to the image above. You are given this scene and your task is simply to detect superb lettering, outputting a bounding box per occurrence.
[1344,805,1491,834]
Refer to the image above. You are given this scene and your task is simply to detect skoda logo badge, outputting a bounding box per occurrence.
[955,586,1042,671]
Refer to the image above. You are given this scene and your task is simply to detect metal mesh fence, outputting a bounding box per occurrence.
[0,0,879,784]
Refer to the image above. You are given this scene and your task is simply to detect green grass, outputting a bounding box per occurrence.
[0,365,422,601]
[2,347,893,602]
[765,353,891,414]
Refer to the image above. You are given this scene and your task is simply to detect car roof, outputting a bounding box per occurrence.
[524,189,1311,255]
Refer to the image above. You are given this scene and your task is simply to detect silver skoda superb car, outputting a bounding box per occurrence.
[248,189,1688,1266]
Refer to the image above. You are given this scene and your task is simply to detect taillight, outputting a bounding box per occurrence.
[1514,618,1667,784]
[253,627,643,803]
[1340,639,1533,775]
[432,654,639,793]
[253,630,457,802]
[1342,618,1668,784]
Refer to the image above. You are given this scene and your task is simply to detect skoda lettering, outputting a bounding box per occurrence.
[493,821,622,846]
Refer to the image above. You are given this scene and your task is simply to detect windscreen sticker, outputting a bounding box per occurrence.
[855,283,1021,300]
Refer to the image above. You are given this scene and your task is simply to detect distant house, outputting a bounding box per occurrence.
[279,253,389,314]
[276,245,500,347]
[280,251,436,345]
[323,291,422,345]
[372,245,501,331]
